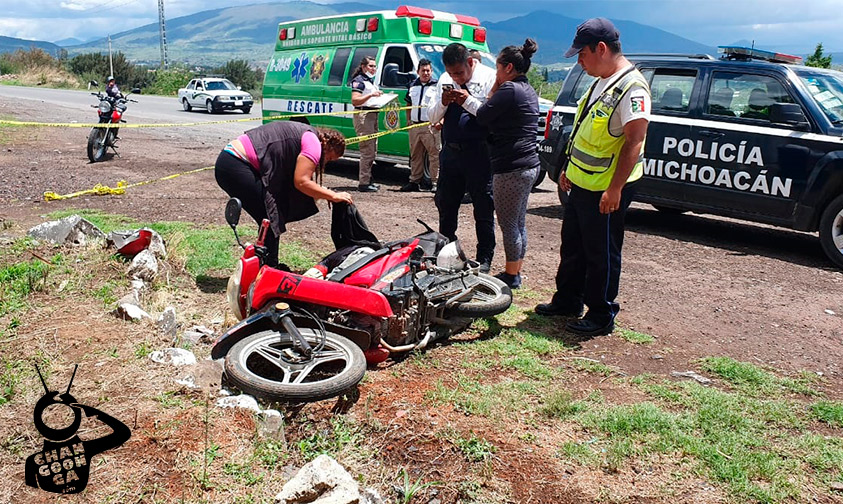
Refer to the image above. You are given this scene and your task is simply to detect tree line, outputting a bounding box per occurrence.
[0,48,265,97]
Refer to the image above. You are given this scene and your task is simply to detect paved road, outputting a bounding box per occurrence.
[0,84,263,137]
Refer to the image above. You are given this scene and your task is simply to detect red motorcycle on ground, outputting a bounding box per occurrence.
[211,198,512,402]
[86,80,140,163]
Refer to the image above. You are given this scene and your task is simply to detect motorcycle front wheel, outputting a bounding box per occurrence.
[444,273,512,318]
[224,329,367,402]
[87,127,108,163]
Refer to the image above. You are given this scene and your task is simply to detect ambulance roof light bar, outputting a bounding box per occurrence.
[395,5,480,26]
[718,45,803,65]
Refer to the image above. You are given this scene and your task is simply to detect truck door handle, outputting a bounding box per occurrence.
[699,130,725,138]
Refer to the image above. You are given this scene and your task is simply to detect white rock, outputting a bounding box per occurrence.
[128,249,158,282]
[275,454,361,504]
[148,229,167,258]
[216,394,261,413]
[671,370,712,385]
[157,307,178,338]
[175,375,199,389]
[825,309,836,316]
[150,348,197,366]
[130,278,146,292]
[116,302,151,321]
[28,215,105,246]
[361,488,385,504]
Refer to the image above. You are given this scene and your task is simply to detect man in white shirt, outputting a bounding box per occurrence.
[428,43,497,271]
[401,58,440,192]
[535,18,651,337]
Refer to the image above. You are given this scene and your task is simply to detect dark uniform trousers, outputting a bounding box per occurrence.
[551,181,638,325]
[434,141,495,263]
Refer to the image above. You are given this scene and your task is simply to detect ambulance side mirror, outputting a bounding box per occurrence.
[383,63,412,88]
[770,103,810,130]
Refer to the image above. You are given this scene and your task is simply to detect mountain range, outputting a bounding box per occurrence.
[0,1,831,68]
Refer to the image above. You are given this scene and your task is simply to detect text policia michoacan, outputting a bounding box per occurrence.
[644,136,792,198]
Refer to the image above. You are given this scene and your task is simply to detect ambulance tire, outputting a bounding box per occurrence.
[422,152,432,187]
[819,193,843,269]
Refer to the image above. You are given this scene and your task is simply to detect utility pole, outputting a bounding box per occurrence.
[108,35,114,77]
[157,0,169,69]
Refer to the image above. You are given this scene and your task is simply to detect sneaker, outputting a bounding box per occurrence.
[494,271,521,289]
[399,182,420,192]
[478,259,491,273]
[358,184,379,193]
[429,183,438,193]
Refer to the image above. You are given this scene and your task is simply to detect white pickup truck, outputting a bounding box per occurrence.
[178,77,254,114]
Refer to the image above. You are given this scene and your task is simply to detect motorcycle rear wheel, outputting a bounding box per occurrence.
[444,273,512,318]
[87,127,107,163]
[224,329,366,403]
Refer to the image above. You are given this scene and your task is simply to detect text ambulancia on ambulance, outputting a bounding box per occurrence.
[261,5,492,168]
[539,45,843,269]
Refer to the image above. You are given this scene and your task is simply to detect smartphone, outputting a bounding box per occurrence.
[442,83,454,92]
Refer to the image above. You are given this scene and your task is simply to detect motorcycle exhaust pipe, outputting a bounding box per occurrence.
[378,329,436,353]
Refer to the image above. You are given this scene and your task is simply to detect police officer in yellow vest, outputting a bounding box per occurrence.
[536,18,651,337]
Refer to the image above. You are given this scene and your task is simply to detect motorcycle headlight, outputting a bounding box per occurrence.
[98,101,111,113]
[227,260,244,320]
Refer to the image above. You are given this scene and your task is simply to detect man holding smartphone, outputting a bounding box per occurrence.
[428,43,497,272]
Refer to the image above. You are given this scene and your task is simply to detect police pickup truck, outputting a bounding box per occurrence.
[539,46,843,268]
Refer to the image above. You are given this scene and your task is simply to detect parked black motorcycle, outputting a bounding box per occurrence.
[87,80,140,163]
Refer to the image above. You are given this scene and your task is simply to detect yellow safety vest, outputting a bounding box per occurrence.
[566,68,649,191]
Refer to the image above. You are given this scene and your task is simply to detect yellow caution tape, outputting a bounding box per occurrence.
[345,121,430,145]
[2,105,422,129]
[42,119,433,201]
[43,166,214,201]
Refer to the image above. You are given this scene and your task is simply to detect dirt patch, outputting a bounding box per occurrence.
[1,95,842,503]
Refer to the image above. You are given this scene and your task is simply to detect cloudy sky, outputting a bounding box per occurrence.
[3,0,842,54]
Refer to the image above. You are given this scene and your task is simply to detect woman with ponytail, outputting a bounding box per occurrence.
[476,38,541,289]
[215,122,352,268]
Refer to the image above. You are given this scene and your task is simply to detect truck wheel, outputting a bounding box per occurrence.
[532,168,546,190]
[206,100,216,114]
[182,98,192,111]
[819,193,843,268]
[653,205,687,214]
[242,106,251,114]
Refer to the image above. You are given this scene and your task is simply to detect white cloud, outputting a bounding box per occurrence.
[59,2,87,11]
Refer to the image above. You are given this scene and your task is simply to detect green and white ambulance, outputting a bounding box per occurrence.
[261,5,493,166]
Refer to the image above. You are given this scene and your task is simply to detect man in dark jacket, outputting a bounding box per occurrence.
[427,43,497,272]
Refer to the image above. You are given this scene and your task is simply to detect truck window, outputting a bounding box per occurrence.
[328,48,351,86]
[649,69,696,113]
[187,80,195,90]
[706,72,794,121]
[568,71,597,105]
[347,47,379,86]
